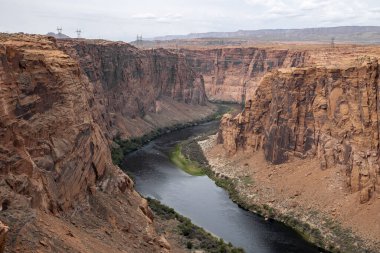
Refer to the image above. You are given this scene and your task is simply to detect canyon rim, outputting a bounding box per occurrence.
[1,1,380,252]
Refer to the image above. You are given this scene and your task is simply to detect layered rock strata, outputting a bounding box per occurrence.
[0,34,211,252]
[219,61,380,202]
[181,48,307,102]
[60,40,209,139]
[0,222,7,253]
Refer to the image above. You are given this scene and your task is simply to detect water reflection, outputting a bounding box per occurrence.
[123,122,324,253]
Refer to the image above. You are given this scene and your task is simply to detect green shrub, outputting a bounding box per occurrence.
[147,198,245,253]
[169,145,205,176]
[111,103,235,166]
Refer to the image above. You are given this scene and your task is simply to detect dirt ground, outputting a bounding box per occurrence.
[199,134,380,253]
[153,218,189,253]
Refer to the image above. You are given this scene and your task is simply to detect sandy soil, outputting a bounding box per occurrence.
[153,218,189,253]
[199,135,380,253]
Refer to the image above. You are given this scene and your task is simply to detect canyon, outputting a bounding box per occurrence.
[217,47,380,204]
[213,46,380,251]
[179,44,380,104]
[0,34,214,252]
[181,47,306,103]
[1,31,380,253]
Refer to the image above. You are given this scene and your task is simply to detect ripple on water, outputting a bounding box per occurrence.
[123,122,325,253]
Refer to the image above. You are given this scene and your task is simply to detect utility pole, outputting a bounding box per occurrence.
[76,29,82,38]
[331,37,335,48]
[136,34,143,47]
[57,26,63,35]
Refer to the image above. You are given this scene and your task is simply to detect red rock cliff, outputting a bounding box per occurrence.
[0,34,211,252]
[60,40,209,138]
[181,47,306,102]
[219,61,380,203]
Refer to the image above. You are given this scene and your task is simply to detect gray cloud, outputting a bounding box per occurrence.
[370,8,380,13]
[0,0,379,41]
[132,13,158,20]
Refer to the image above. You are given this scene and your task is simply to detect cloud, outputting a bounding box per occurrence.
[243,0,284,7]
[267,5,297,17]
[131,12,182,23]
[243,0,302,20]
[131,13,158,20]
[370,8,380,13]
[0,0,379,41]
[159,13,183,22]
[298,0,329,11]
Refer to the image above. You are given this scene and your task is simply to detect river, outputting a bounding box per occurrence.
[122,121,324,253]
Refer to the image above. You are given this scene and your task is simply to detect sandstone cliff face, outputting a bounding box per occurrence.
[0,34,109,213]
[219,61,380,202]
[0,221,7,253]
[0,34,211,252]
[60,40,208,138]
[181,48,306,103]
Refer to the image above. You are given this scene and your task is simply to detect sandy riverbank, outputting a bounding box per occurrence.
[198,134,380,253]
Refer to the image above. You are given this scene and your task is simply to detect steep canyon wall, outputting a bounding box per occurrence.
[60,40,209,138]
[219,61,380,203]
[181,47,307,103]
[3,33,379,252]
[0,34,209,252]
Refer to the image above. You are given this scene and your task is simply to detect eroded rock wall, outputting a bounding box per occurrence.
[0,34,210,252]
[181,47,307,103]
[0,34,110,213]
[0,222,7,253]
[219,61,380,202]
[60,40,208,138]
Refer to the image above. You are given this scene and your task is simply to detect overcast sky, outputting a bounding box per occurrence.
[1,0,379,41]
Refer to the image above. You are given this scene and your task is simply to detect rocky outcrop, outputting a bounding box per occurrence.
[219,61,380,202]
[59,40,208,138]
[0,222,8,253]
[181,47,306,102]
[0,34,211,252]
[0,34,109,213]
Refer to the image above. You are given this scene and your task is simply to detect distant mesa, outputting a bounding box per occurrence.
[153,26,380,44]
[46,32,71,39]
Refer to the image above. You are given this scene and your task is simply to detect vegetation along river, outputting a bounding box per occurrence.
[122,120,325,253]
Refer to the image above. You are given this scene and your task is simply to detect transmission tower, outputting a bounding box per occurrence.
[76,29,82,38]
[331,37,335,48]
[136,34,143,47]
[57,26,63,35]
